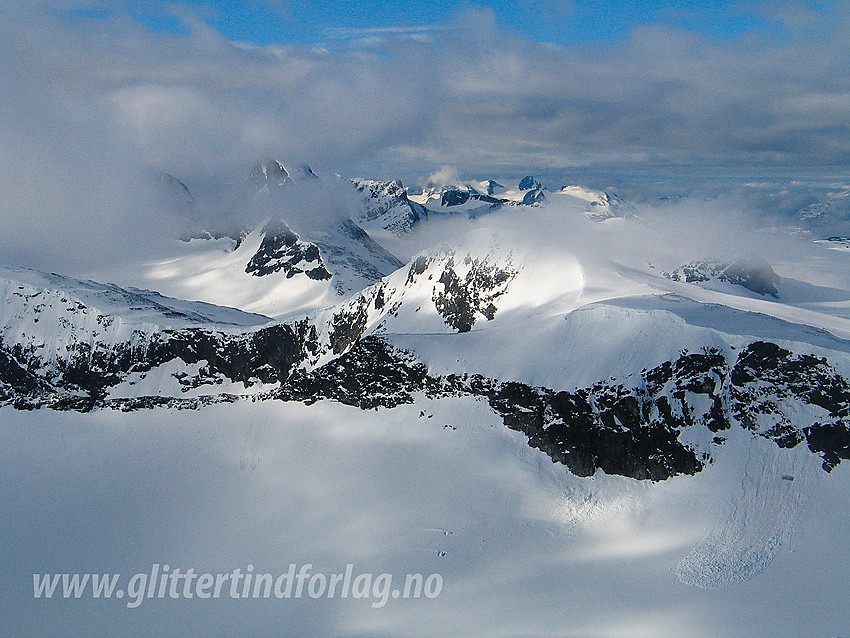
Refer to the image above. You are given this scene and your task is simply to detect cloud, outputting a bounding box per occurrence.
[320,24,441,41]
[424,165,463,187]
[0,1,848,273]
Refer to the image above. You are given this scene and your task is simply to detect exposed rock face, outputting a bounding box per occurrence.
[521,188,545,206]
[5,315,850,481]
[243,215,405,296]
[431,254,516,332]
[0,319,313,405]
[483,180,503,195]
[518,175,542,191]
[315,219,406,294]
[327,300,370,355]
[722,261,781,296]
[162,162,408,304]
[411,175,563,213]
[265,337,850,479]
[665,259,780,296]
[441,188,471,207]
[267,338,703,481]
[278,336,432,410]
[352,178,429,234]
[2,260,847,482]
[730,341,850,470]
[424,185,508,208]
[245,220,331,280]
[0,347,52,400]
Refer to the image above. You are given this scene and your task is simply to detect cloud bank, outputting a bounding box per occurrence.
[1,1,849,272]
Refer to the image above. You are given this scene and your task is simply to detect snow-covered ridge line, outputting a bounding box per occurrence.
[351,177,429,235]
[2,260,850,483]
[305,240,521,369]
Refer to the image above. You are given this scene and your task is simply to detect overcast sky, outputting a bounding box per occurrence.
[4,1,849,177]
[1,0,848,270]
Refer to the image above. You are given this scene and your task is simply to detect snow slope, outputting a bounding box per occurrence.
[105,163,408,318]
[111,230,337,320]
[3,168,850,636]
[321,201,850,392]
[1,397,847,637]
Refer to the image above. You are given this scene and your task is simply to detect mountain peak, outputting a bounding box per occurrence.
[249,158,293,187]
[518,175,542,191]
[483,179,504,195]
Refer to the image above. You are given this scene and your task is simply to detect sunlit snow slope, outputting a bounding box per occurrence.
[3,173,850,636]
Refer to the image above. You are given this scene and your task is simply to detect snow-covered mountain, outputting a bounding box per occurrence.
[108,161,408,318]
[5,199,850,481]
[124,165,636,322]
[351,178,429,235]
[4,164,850,634]
[551,184,630,220]
[404,173,633,225]
[409,174,548,214]
[5,243,850,481]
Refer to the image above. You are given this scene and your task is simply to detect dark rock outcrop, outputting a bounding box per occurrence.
[245,220,331,280]
[518,176,542,191]
[3,304,850,481]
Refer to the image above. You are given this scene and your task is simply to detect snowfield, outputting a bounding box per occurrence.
[1,399,847,637]
[2,167,850,636]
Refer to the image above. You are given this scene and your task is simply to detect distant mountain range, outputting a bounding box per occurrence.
[4,159,850,595]
[2,158,850,481]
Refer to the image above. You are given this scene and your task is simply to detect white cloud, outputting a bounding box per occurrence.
[424,165,462,187]
[0,2,848,273]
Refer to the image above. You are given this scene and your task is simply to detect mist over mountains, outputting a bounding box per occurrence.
[2,2,850,636]
[3,1,850,274]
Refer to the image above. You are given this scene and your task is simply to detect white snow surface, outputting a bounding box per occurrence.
[333,201,850,389]
[4,178,850,635]
[0,266,269,379]
[107,230,336,320]
[1,397,847,636]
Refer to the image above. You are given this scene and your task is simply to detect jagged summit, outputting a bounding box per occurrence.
[249,158,293,188]
[352,177,429,235]
[130,161,412,316]
[518,175,542,191]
